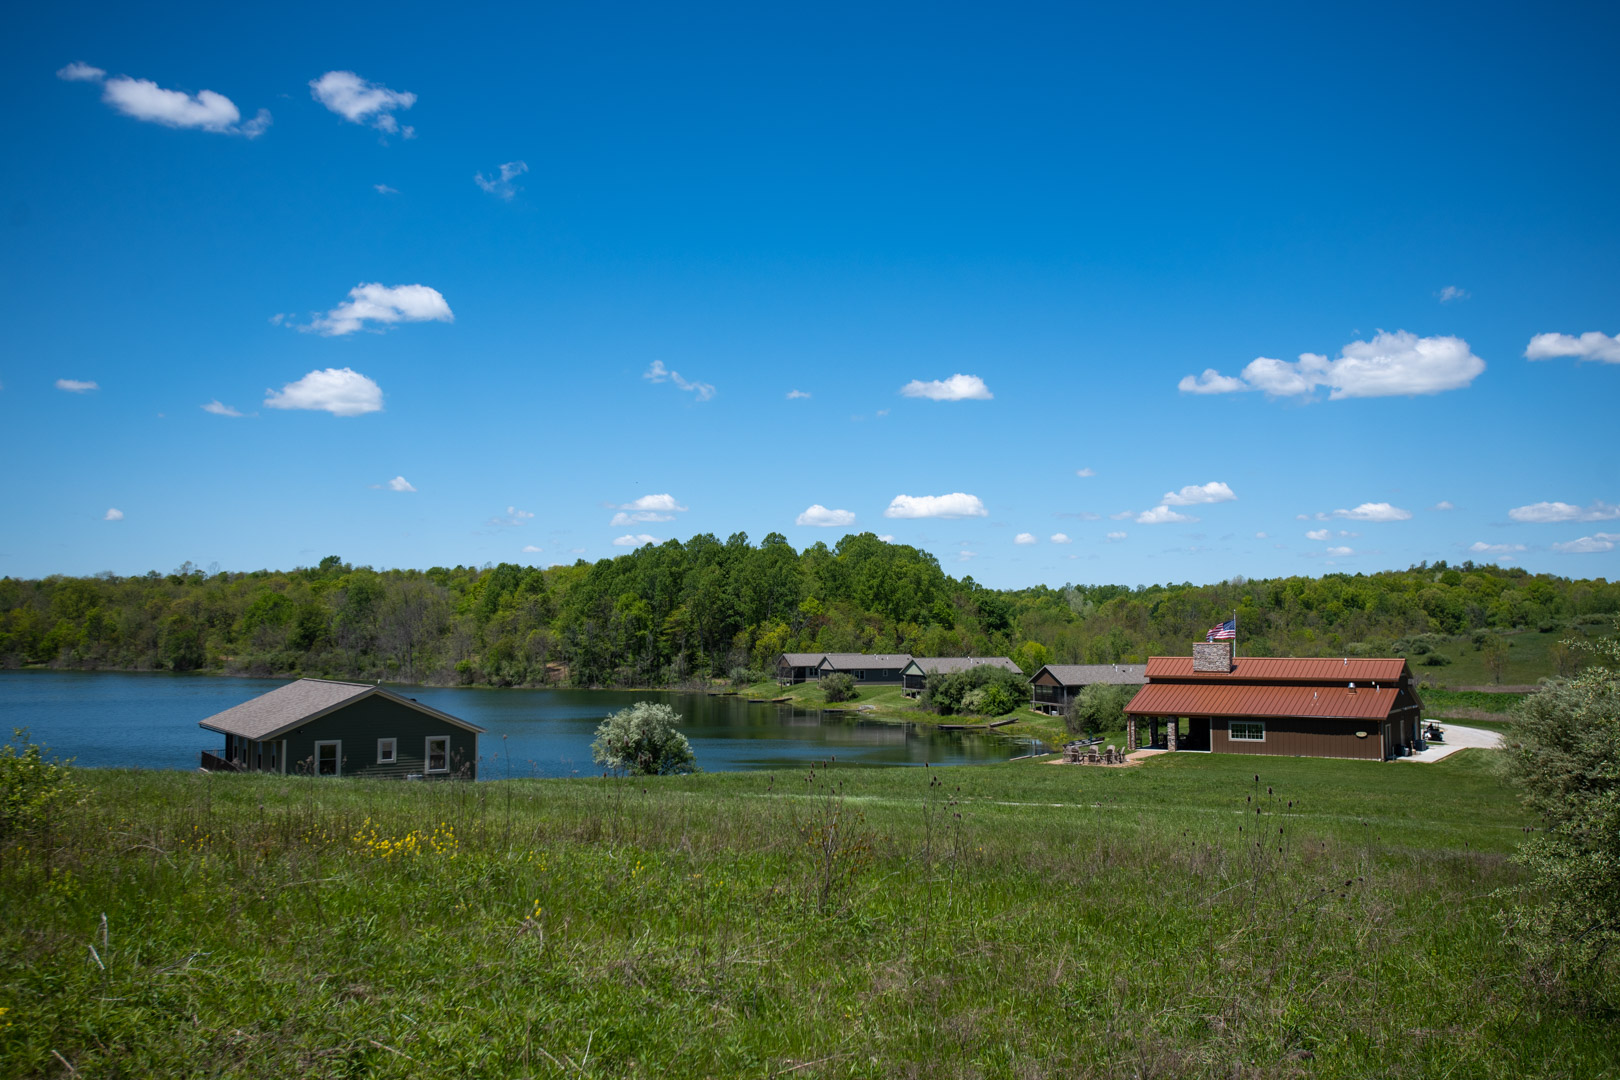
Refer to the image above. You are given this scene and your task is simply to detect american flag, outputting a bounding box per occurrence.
[1206,618,1236,641]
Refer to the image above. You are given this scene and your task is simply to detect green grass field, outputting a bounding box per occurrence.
[1408,625,1595,689]
[3,750,1612,1079]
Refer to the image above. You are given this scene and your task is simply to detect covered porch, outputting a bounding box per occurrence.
[1123,713,1212,752]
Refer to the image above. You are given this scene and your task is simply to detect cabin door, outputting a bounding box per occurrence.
[314,740,341,776]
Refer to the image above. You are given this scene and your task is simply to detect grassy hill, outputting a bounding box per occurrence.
[4,753,1614,1078]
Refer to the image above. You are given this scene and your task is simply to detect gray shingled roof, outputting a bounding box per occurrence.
[1036,664,1147,686]
[904,657,1022,675]
[778,653,827,666]
[820,653,913,669]
[197,678,484,739]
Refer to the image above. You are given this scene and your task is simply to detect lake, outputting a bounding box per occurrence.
[0,671,1043,777]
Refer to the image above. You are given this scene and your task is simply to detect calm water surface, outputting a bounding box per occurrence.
[0,671,1042,777]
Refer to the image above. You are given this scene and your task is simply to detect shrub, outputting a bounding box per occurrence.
[728,666,766,685]
[961,683,1019,716]
[0,729,83,839]
[1065,682,1137,737]
[821,673,857,703]
[922,664,1029,716]
[590,702,697,776]
[1421,652,1453,667]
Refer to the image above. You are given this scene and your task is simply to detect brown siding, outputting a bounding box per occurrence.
[1211,716,1383,760]
[1032,670,1062,687]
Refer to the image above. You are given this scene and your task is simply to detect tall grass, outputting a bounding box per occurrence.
[2,752,1613,1078]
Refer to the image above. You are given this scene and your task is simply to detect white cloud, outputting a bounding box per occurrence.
[1524,331,1620,365]
[1106,531,1127,541]
[884,493,988,519]
[56,379,98,393]
[1162,481,1236,506]
[956,550,978,562]
[786,389,811,400]
[1050,533,1072,544]
[522,545,543,553]
[56,62,105,82]
[490,506,535,527]
[1508,500,1619,524]
[96,75,270,137]
[201,400,242,417]
[643,360,715,401]
[374,184,399,195]
[1014,532,1037,545]
[306,283,453,336]
[1136,506,1196,525]
[1177,369,1249,395]
[1326,546,1355,557]
[1306,529,1330,541]
[263,367,383,416]
[309,71,415,134]
[1254,531,1268,539]
[611,511,672,525]
[877,534,895,543]
[1438,285,1470,303]
[1331,502,1412,523]
[613,534,660,547]
[1432,500,1455,511]
[1469,541,1525,556]
[611,494,687,525]
[1181,331,1485,400]
[899,374,993,401]
[1552,533,1620,554]
[797,505,856,527]
[386,476,416,492]
[475,161,528,200]
[1075,467,1095,478]
[103,508,123,521]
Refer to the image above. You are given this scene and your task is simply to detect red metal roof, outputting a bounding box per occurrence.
[1125,681,1401,720]
[1143,656,1409,683]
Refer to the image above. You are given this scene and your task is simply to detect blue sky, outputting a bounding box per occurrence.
[3,1,1617,588]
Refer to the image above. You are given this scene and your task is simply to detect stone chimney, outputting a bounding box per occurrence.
[1192,640,1233,673]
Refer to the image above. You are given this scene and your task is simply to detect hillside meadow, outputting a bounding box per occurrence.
[4,750,1614,1078]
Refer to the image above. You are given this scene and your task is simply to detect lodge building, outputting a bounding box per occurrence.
[1123,642,1424,760]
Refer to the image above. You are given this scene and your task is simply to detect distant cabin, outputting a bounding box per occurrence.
[1029,664,1147,715]
[198,678,484,779]
[1123,645,1424,760]
[775,652,914,685]
[901,657,1022,697]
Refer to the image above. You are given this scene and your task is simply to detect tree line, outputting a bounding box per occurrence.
[1,532,1616,688]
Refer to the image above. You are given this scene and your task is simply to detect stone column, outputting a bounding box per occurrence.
[1126,714,1136,750]
[1167,717,1179,751]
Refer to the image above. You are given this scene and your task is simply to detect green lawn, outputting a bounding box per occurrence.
[3,750,1610,1078]
[1408,625,1594,688]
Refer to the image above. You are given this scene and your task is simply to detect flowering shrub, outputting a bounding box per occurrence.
[0,729,83,839]
[351,817,457,859]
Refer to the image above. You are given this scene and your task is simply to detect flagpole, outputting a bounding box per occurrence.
[1232,608,1238,662]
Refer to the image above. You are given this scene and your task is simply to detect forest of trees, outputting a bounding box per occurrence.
[1,532,1616,689]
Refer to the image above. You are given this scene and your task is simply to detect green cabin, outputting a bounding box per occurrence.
[199,678,484,779]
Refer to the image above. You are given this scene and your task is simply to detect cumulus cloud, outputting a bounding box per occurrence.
[877,534,895,543]
[1075,467,1095,478]
[56,62,105,82]
[786,389,811,399]
[104,508,124,521]
[618,494,687,513]
[1432,500,1455,511]
[1322,502,1412,523]
[796,505,856,527]
[1106,531,1127,541]
[309,71,415,134]
[1469,541,1525,556]
[56,379,98,393]
[386,476,416,492]
[1438,285,1470,303]
[1162,481,1236,506]
[374,184,399,195]
[643,360,715,401]
[87,71,271,137]
[1326,546,1355,557]
[1508,500,1619,524]
[1306,529,1330,542]
[522,545,543,554]
[884,493,988,519]
[611,494,686,524]
[1050,533,1072,544]
[1524,331,1620,364]
[1014,533,1037,545]
[613,534,660,547]
[489,506,535,527]
[1552,533,1620,554]
[1136,506,1197,525]
[201,400,242,417]
[306,282,453,336]
[475,161,528,200]
[900,374,992,401]
[263,368,383,416]
[1254,531,1268,539]
[1180,331,1485,400]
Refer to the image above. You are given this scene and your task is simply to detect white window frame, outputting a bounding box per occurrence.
[314,739,343,776]
[425,735,450,774]
[377,738,397,765]
[1229,720,1266,742]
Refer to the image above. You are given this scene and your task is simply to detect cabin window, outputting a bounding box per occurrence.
[314,740,342,776]
[1229,720,1265,741]
[377,738,397,765]
[425,736,450,774]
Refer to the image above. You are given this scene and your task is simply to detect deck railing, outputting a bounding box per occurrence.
[199,749,241,772]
